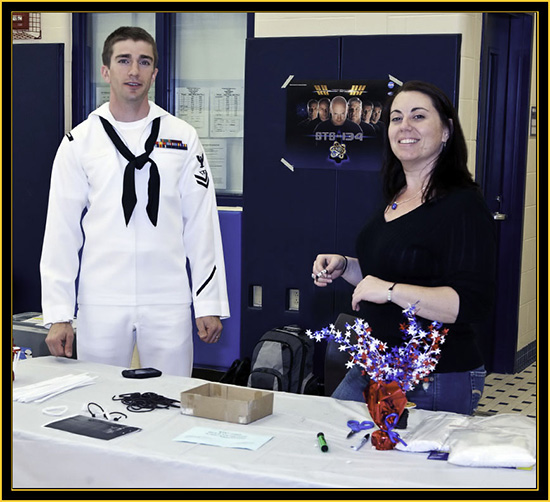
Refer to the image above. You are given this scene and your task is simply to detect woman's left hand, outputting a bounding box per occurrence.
[351,275,393,311]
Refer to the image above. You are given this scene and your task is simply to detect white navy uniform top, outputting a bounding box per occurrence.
[40,102,230,326]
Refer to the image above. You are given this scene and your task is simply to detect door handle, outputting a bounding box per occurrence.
[493,212,507,221]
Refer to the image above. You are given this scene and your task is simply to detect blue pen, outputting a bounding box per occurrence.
[351,433,370,451]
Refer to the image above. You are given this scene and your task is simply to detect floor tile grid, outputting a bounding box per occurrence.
[475,363,537,418]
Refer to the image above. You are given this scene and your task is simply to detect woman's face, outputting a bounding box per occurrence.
[388,91,450,169]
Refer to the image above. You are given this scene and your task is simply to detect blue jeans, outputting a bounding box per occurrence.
[331,365,486,415]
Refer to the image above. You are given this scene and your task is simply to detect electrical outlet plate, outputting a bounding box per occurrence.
[251,285,262,308]
[288,289,300,311]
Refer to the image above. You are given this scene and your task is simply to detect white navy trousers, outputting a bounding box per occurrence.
[75,303,193,377]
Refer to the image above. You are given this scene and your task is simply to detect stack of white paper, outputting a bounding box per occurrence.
[13,374,97,403]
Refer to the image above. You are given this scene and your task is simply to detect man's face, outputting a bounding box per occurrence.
[331,101,347,126]
[362,105,373,123]
[318,101,330,121]
[101,39,158,107]
[348,100,362,124]
[371,106,382,124]
[308,102,318,120]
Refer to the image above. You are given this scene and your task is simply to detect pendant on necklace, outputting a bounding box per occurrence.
[391,202,398,210]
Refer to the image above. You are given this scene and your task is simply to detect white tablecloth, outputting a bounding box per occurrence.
[12,357,537,489]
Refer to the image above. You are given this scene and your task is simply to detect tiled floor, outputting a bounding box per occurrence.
[475,362,537,418]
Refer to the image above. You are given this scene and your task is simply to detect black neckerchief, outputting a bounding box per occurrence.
[100,116,161,226]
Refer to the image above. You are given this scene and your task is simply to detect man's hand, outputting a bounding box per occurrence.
[45,322,75,357]
[196,316,223,344]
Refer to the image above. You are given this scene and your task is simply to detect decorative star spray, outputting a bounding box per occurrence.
[306,303,448,392]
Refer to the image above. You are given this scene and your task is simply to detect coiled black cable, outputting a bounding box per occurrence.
[112,392,180,412]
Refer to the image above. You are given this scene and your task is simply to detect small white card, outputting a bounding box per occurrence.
[174,427,273,451]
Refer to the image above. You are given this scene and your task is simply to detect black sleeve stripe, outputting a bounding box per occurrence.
[196,266,217,296]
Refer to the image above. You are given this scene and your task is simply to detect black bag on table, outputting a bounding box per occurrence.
[247,325,317,394]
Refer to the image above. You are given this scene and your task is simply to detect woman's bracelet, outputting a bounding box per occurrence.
[341,255,348,274]
[387,282,397,303]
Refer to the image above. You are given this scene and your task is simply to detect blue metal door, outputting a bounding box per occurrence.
[242,35,461,380]
[476,13,534,373]
[242,36,341,362]
[12,44,65,314]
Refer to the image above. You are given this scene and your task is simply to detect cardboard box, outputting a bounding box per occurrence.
[180,383,273,424]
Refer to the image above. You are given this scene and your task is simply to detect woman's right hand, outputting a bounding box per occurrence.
[312,254,348,287]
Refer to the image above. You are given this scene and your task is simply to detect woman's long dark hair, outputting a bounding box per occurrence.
[380,80,477,204]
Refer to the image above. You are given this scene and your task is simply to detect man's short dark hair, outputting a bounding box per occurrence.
[102,26,158,68]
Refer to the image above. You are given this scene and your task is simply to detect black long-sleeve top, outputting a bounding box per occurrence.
[355,187,497,373]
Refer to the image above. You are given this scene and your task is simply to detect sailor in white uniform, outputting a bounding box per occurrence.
[40,27,229,376]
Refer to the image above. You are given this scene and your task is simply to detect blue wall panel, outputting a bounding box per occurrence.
[193,210,242,370]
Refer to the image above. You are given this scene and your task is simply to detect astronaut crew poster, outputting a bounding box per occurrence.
[285,78,399,171]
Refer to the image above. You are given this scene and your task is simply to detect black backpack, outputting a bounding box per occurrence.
[247,325,317,394]
[219,357,251,386]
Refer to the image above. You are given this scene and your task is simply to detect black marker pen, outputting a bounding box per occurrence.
[317,432,328,452]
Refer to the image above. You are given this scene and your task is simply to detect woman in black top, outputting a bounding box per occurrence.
[312,81,496,415]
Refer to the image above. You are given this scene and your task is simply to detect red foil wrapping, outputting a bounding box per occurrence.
[364,379,407,450]
[371,430,396,450]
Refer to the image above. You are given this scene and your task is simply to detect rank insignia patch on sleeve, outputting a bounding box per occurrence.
[194,153,209,188]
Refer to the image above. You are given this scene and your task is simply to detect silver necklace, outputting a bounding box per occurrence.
[390,187,424,210]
